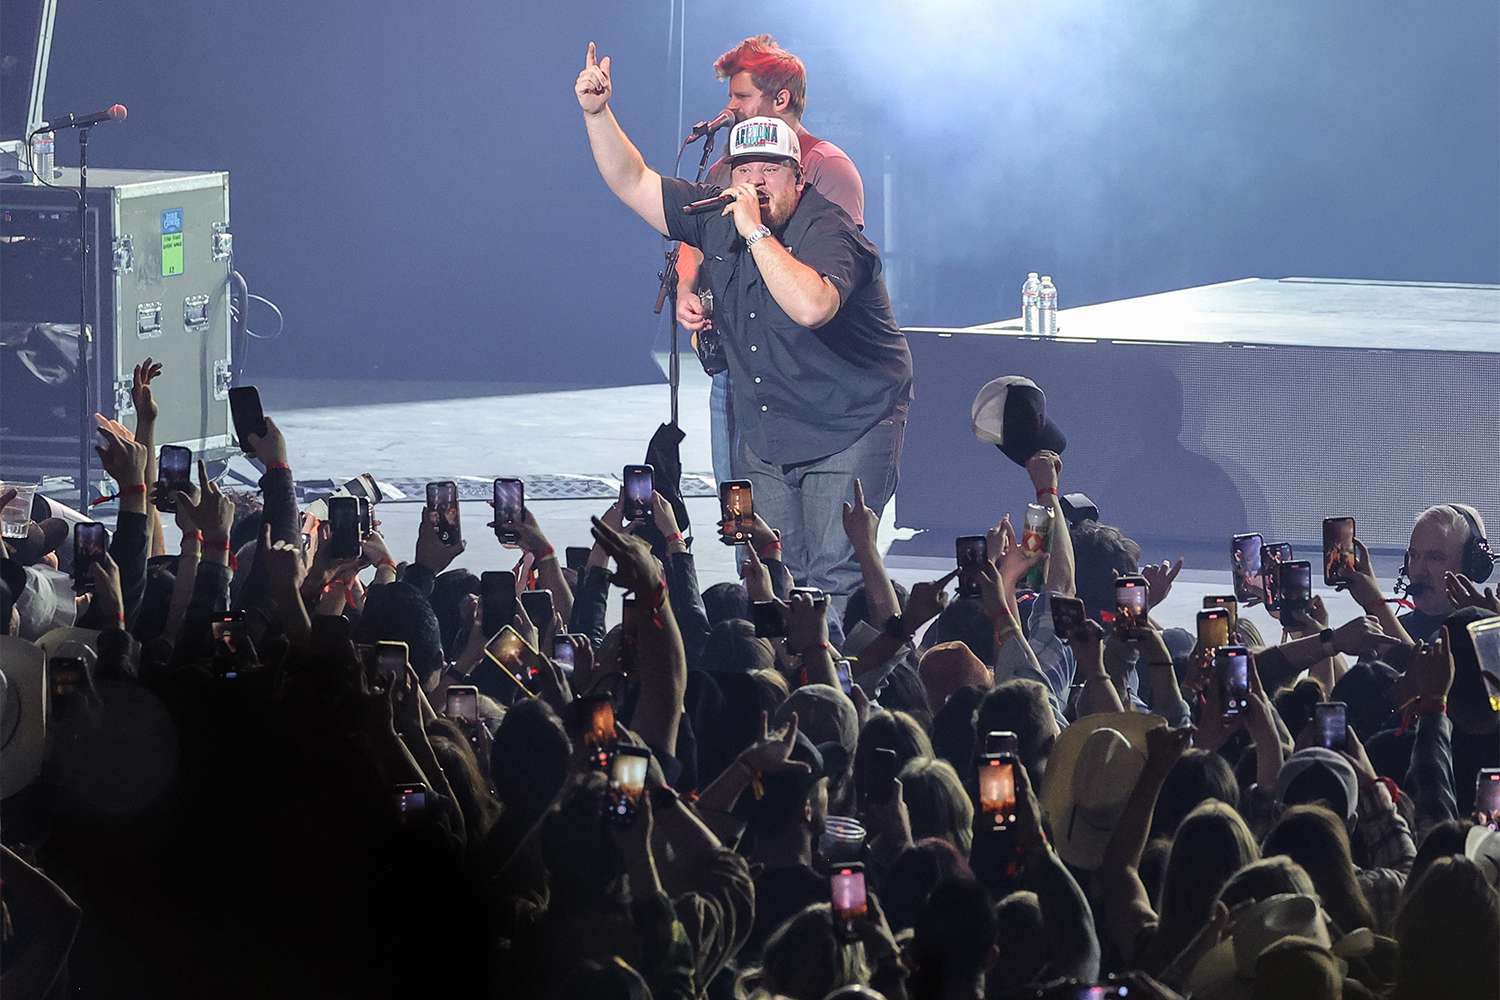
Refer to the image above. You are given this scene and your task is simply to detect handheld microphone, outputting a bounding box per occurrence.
[35,105,128,132]
[685,108,733,142]
[681,189,769,215]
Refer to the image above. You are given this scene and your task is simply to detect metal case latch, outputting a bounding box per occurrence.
[114,380,135,417]
[211,222,233,262]
[112,235,135,274]
[136,302,163,338]
[184,295,211,329]
[213,360,232,400]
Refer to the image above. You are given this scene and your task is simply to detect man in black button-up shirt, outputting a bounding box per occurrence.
[577,43,912,605]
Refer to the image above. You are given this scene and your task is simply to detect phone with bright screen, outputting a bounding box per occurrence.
[720,479,753,545]
[426,481,461,546]
[494,478,524,545]
[834,658,853,694]
[446,685,479,725]
[371,640,407,688]
[1197,607,1231,650]
[978,754,1018,831]
[327,496,362,560]
[481,571,517,635]
[1278,560,1313,619]
[1262,542,1293,612]
[72,522,108,593]
[1231,532,1264,605]
[830,863,869,926]
[622,465,654,522]
[552,634,579,670]
[394,782,428,817]
[1314,702,1347,751]
[156,445,192,513]
[1476,768,1500,829]
[956,535,987,599]
[1216,645,1250,718]
[608,747,650,824]
[577,693,616,770]
[1204,594,1239,632]
[1114,575,1149,634]
[1323,516,1357,587]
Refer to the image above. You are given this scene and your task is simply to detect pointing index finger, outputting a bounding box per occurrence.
[853,478,866,510]
[586,41,596,67]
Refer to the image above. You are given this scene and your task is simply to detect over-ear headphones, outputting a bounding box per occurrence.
[1396,505,1495,596]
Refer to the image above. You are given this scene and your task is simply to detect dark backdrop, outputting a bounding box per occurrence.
[38,0,1499,384]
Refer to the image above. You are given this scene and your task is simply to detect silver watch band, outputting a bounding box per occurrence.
[744,225,772,248]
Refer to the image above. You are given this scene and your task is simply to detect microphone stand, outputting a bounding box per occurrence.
[653,126,719,429]
[76,126,93,507]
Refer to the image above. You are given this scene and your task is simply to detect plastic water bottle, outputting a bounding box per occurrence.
[1021,272,1041,334]
[29,129,54,184]
[1038,275,1058,336]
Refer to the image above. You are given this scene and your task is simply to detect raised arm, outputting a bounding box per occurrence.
[1026,452,1075,597]
[576,42,668,236]
[843,478,901,625]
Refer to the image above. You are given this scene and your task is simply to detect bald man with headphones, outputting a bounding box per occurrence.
[1398,504,1496,641]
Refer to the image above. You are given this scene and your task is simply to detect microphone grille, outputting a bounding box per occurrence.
[109,104,128,121]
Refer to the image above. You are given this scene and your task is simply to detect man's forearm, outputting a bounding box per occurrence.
[853,541,901,627]
[1042,494,1075,597]
[677,245,703,295]
[748,237,838,329]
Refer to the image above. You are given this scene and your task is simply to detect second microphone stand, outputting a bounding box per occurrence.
[653,127,719,429]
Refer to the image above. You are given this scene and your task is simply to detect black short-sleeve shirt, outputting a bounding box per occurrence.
[662,176,913,466]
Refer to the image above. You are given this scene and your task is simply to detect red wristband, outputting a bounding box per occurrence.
[757,540,783,560]
[123,483,147,496]
[532,545,556,561]
[1036,487,1059,498]
[116,612,126,627]
[264,461,290,472]
[663,531,684,546]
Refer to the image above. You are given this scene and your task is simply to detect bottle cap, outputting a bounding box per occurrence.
[1041,275,1053,282]
[1027,271,1039,278]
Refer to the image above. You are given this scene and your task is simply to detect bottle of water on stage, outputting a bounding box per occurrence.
[30,129,54,184]
[1038,276,1058,337]
[1021,272,1041,333]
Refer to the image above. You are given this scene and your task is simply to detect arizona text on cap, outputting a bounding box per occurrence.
[728,116,801,165]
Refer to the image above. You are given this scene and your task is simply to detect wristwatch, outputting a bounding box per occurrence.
[744,224,772,248]
[1318,627,1337,657]
[882,614,912,642]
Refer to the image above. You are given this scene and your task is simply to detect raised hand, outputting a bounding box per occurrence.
[1025,449,1061,496]
[590,515,662,595]
[739,711,811,775]
[89,551,125,627]
[415,507,464,573]
[649,490,682,540]
[1396,626,1455,707]
[996,516,1047,586]
[575,41,613,115]
[175,461,234,542]
[904,568,958,631]
[245,414,290,470]
[841,477,880,554]
[1141,558,1183,610]
[1329,614,1403,658]
[94,422,149,487]
[1342,538,1388,611]
[719,181,766,240]
[1446,571,1500,615]
[131,357,163,424]
[785,590,829,656]
[739,539,775,602]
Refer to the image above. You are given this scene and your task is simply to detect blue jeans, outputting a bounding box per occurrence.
[710,371,737,485]
[736,412,906,609]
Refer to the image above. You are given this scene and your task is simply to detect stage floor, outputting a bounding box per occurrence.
[202,365,1386,643]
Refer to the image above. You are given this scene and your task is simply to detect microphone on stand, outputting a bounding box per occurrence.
[35,104,128,132]
[684,108,733,143]
[681,189,769,215]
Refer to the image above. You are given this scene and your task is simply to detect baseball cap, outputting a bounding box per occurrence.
[1276,748,1359,823]
[728,116,801,166]
[971,375,1068,467]
[776,683,858,756]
